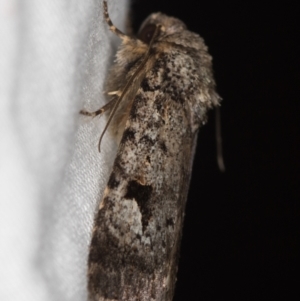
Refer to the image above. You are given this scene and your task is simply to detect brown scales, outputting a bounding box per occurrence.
[83,1,221,300]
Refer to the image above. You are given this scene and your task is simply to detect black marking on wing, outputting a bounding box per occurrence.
[107,172,120,189]
[121,128,136,144]
[124,180,153,231]
[159,140,167,153]
[139,135,155,147]
[141,77,161,92]
[166,217,175,228]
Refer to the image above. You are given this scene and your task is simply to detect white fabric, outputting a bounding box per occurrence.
[0,0,129,300]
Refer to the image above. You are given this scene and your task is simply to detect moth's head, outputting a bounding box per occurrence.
[137,13,187,44]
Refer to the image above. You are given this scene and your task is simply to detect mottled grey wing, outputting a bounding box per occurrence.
[88,50,200,301]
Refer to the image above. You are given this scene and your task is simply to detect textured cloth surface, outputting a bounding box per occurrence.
[0,0,128,300]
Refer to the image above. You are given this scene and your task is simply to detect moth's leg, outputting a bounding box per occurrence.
[103,0,130,41]
[80,96,117,118]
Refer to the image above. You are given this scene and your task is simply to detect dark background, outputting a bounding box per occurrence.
[131,1,299,300]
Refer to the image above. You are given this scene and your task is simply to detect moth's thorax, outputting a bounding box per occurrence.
[105,16,219,144]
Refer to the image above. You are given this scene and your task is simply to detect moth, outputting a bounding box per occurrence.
[81,1,220,300]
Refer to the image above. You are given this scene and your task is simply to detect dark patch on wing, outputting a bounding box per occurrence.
[155,101,162,112]
[121,128,136,144]
[166,84,185,105]
[124,180,153,231]
[130,94,143,120]
[88,229,122,300]
[159,140,167,153]
[166,218,175,227]
[161,64,172,83]
[145,117,165,132]
[139,135,155,147]
[113,154,125,174]
[107,172,120,189]
[141,77,161,92]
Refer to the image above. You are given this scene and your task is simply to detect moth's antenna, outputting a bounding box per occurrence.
[215,106,225,172]
[98,1,161,152]
[103,0,129,42]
